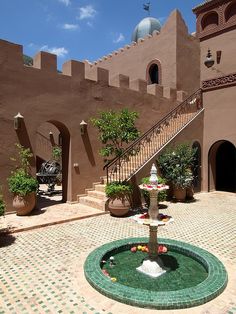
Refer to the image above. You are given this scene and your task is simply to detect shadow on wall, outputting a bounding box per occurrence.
[82,132,96,166]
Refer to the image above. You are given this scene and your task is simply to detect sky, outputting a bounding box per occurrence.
[0,0,202,69]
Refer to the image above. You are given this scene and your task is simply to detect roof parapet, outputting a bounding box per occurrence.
[0,39,23,69]
[62,60,85,79]
[110,74,129,88]
[147,84,164,97]
[163,87,177,100]
[130,79,147,93]
[33,51,57,72]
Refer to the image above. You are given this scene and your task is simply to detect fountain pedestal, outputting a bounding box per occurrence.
[135,164,171,278]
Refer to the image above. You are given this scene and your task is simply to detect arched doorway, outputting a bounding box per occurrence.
[36,120,70,205]
[208,140,236,192]
[192,141,201,192]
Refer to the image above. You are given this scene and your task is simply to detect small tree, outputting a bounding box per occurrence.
[91,108,140,161]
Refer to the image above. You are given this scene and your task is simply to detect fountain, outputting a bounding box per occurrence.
[84,164,228,310]
[135,163,170,278]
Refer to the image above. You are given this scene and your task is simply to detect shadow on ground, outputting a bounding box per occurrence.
[0,232,16,247]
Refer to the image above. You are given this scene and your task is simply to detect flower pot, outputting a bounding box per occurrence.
[108,198,130,217]
[13,192,36,216]
[186,186,194,199]
[173,187,186,201]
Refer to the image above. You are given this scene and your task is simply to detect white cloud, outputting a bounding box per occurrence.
[40,45,69,58]
[78,5,96,20]
[62,23,79,30]
[113,33,125,44]
[58,0,71,6]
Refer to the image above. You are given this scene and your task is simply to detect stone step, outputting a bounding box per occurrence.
[87,190,106,200]
[94,184,106,192]
[78,195,107,211]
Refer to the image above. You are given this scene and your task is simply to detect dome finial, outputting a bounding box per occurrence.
[143,1,151,16]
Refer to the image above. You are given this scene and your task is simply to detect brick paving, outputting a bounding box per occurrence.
[0,191,235,314]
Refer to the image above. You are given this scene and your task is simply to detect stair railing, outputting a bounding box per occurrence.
[104,88,203,183]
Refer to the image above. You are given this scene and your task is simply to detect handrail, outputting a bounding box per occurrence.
[104,88,202,183]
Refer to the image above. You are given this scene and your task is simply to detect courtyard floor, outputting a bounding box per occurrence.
[0,191,236,314]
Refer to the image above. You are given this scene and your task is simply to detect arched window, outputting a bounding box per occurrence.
[146,60,161,85]
[201,12,219,31]
[225,2,236,22]
[149,64,159,84]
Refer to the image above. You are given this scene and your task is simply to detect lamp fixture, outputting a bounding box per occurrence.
[204,49,215,68]
[14,112,24,130]
[80,120,87,135]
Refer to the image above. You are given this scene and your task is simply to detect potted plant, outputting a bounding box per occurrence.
[105,181,133,217]
[141,176,167,207]
[8,144,38,215]
[158,143,196,201]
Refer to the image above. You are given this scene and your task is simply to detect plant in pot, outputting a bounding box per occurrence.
[141,176,167,207]
[8,144,38,215]
[105,181,133,217]
[158,143,196,201]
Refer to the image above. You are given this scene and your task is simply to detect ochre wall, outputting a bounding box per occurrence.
[0,39,185,212]
[201,87,236,191]
[86,10,200,95]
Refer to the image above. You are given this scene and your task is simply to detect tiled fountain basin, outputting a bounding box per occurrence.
[84,238,228,310]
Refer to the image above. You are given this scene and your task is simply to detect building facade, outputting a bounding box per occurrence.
[0,0,235,212]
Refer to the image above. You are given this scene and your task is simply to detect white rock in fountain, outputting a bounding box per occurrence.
[136,259,166,278]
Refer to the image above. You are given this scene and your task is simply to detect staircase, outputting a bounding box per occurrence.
[77,180,107,211]
[78,89,204,210]
[104,88,204,183]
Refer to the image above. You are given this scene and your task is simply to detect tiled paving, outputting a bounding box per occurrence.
[0,191,235,314]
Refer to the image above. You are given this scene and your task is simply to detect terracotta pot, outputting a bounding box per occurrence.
[173,187,186,201]
[13,192,36,216]
[108,198,130,217]
[186,186,194,199]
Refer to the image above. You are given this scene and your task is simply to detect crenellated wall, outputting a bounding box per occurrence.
[0,38,190,211]
[85,10,200,95]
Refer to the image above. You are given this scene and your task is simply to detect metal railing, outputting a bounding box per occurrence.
[104,89,203,183]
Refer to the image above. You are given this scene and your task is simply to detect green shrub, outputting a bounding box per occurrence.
[105,181,133,204]
[8,144,38,197]
[141,176,167,206]
[8,169,38,197]
[158,143,196,189]
[52,146,62,161]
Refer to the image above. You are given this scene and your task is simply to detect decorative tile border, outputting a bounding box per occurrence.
[84,237,228,310]
[202,72,236,91]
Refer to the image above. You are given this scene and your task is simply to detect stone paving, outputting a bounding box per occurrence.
[0,191,235,314]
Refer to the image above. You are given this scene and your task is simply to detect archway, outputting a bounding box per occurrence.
[36,120,70,206]
[208,140,236,192]
[192,141,201,192]
[146,60,162,85]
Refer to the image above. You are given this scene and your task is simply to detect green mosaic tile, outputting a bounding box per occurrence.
[84,237,228,310]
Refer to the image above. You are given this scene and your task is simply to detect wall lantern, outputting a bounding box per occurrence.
[14,112,24,130]
[204,49,215,68]
[80,120,87,135]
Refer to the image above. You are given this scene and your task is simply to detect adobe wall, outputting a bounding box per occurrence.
[86,10,200,95]
[0,39,186,212]
[200,28,236,82]
[201,87,236,191]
